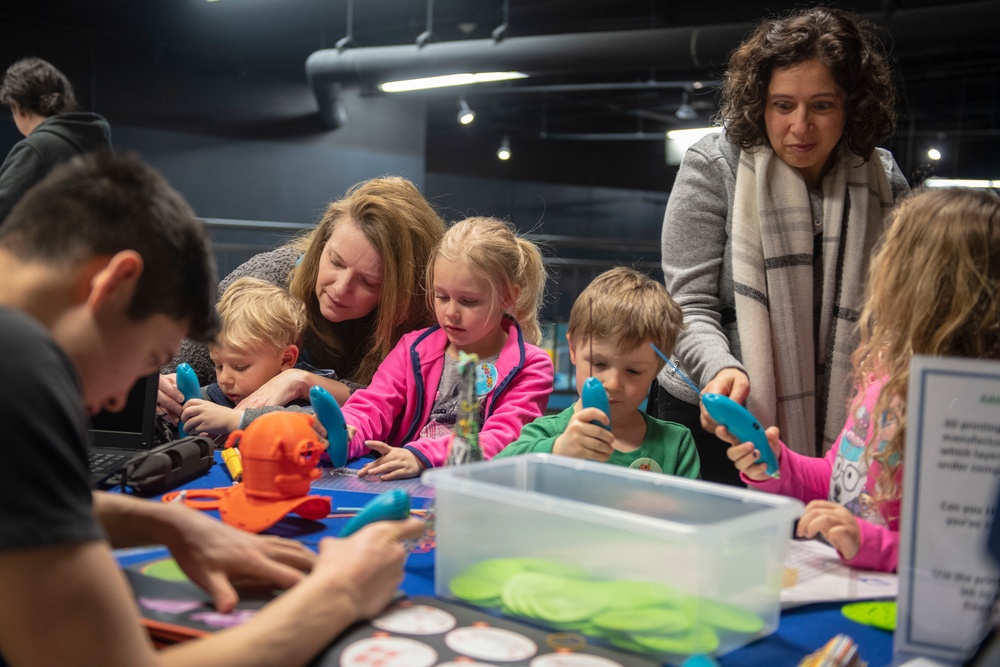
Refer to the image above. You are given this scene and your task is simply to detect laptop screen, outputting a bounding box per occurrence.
[88,372,159,451]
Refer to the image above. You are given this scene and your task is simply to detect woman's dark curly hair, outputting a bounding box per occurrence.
[0,57,78,117]
[719,7,896,159]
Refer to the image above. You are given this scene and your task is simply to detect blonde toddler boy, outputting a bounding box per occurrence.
[180,276,324,436]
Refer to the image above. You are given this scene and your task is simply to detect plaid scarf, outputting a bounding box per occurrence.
[731,146,894,456]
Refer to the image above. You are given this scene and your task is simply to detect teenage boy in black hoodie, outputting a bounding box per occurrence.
[0,57,112,223]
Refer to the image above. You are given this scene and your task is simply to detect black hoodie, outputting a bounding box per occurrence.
[0,112,112,224]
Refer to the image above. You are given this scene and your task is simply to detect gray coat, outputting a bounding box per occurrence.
[656,132,909,404]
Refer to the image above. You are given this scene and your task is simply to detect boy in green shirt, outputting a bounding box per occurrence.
[496,267,700,478]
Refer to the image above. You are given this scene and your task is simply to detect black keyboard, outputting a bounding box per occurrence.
[87,451,128,474]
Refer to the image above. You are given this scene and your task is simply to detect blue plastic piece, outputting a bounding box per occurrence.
[310,385,348,468]
[581,376,611,431]
[175,362,201,438]
[702,393,780,478]
[340,489,411,538]
[681,656,720,667]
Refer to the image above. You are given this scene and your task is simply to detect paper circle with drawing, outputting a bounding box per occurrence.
[444,626,538,661]
[372,603,457,635]
[339,636,437,667]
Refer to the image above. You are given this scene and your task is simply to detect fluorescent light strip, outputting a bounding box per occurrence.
[379,72,527,93]
[665,127,722,141]
[924,178,1000,189]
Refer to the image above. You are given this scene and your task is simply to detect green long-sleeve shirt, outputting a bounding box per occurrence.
[495,406,701,479]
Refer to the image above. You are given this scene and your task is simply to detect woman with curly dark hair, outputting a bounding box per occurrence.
[650,7,910,486]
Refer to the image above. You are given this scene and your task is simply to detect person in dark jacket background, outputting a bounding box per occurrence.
[0,57,112,224]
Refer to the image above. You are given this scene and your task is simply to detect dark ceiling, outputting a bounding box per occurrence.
[2,0,998,187]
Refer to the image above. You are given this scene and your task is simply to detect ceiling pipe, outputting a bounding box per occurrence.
[305,1,1000,129]
[462,80,721,95]
[306,24,746,127]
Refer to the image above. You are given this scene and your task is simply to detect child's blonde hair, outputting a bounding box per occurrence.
[426,217,546,345]
[567,267,684,361]
[855,188,1000,501]
[214,277,307,354]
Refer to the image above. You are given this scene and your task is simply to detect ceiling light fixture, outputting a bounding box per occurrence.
[457,98,476,125]
[379,71,527,93]
[675,90,698,121]
[496,135,511,161]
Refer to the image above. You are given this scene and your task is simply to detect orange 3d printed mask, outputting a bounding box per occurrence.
[218,411,331,532]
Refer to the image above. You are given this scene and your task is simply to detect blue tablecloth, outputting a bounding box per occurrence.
[124,455,895,666]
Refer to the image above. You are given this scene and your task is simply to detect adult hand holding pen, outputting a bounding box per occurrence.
[237,371,351,410]
[699,368,750,431]
[313,517,425,619]
[94,492,315,613]
[163,516,426,667]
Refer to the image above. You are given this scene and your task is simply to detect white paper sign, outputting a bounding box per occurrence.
[895,356,1000,664]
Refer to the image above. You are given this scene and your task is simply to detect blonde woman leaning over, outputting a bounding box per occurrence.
[159,177,445,420]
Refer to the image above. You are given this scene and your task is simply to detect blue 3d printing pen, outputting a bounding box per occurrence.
[340,489,411,537]
[701,394,780,478]
[310,385,348,468]
[581,376,612,431]
[175,362,201,438]
[648,343,780,478]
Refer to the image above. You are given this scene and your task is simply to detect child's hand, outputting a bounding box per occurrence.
[156,373,183,424]
[358,441,423,480]
[553,407,615,462]
[721,425,782,482]
[796,500,862,561]
[180,399,243,436]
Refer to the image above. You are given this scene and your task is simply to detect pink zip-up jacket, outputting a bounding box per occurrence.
[745,377,901,572]
[340,316,554,469]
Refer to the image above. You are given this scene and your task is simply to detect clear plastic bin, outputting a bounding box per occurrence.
[422,453,803,659]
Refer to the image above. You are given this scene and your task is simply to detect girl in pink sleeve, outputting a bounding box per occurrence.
[721,188,1000,572]
[339,217,554,479]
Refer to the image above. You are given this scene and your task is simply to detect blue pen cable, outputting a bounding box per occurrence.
[648,343,701,395]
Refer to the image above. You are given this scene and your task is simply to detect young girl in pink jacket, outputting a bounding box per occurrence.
[721,188,1000,572]
[339,216,554,479]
